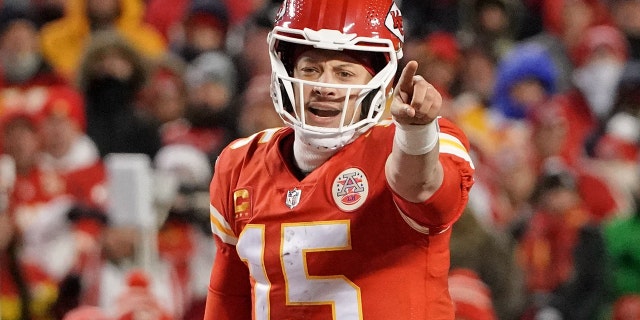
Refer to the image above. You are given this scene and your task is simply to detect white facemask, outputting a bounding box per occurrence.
[573,59,624,118]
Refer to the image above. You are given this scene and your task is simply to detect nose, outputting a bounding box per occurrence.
[311,73,338,97]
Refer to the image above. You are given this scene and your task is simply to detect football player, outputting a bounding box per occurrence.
[204,0,475,319]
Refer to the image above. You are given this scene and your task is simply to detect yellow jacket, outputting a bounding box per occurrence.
[40,0,167,80]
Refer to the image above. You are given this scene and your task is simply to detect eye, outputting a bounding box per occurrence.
[337,71,354,78]
[298,66,320,77]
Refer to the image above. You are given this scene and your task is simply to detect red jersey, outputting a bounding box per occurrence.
[205,118,475,320]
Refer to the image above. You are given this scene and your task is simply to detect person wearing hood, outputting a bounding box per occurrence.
[76,30,162,159]
[490,42,557,122]
[39,0,166,81]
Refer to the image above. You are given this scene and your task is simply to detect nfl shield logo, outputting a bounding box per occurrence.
[285,188,301,209]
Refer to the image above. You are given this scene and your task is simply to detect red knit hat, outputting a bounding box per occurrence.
[570,24,628,68]
[448,268,497,320]
[425,31,460,64]
[113,270,173,320]
[613,295,640,320]
[39,86,86,132]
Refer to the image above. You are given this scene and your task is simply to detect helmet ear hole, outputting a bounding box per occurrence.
[360,90,376,120]
[279,79,294,114]
[360,90,385,121]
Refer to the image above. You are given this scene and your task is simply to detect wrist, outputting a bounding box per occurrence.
[393,119,440,155]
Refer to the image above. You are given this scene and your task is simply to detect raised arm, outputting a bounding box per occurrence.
[385,60,444,203]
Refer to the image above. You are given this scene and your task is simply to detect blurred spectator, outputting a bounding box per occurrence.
[77,30,162,159]
[530,109,625,225]
[227,1,279,89]
[518,164,607,319]
[448,268,498,320]
[570,25,628,121]
[0,10,67,88]
[39,0,166,80]
[0,109,68,319]
[237,74,283,136]
[523,0,614,93]
[30,0,67,27]
[537,25,628,167]
[612,60,640,116]
[138,54,189,125]
[541,0,613,49]
[465,124,538,235]
[605,0,640,59]
[1,110,68,231]
[458,0,525,59]
[586,61,640,213]
[593,112,640,164]
[154,143,215,320]
[398,0,459,40]
[0,227,59,320]
[143,0,190,44]
[177,0,230,62]
[403,31,460,100]
[454,42,497,109]
[604,183,640,302]
[490,42,557,122]
[38,85,108,210]
[613,295,640,320]
[450,208,527,320]
[162,50,239,163]
[221,0,269,28]
[112,270,172,320]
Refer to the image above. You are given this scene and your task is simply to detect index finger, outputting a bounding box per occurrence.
[396,60,419,95]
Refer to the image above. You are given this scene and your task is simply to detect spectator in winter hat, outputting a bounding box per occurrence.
[491,42,557,121]
[183,50,239,137]
[39,0,167,81]
[178,0,230,62]
[160,50,240,163]
[77,30,162,159]
[570,24,629,120]
[413,31,460,99]
[38,86,108,210]
[138,54,189,125]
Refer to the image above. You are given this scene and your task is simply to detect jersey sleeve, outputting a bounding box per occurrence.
[203,237,252,320]
[205,140,252,319]
[391,118,475,234]
[209,145,239,245]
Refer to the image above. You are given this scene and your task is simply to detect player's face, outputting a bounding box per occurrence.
[292,49,373,128]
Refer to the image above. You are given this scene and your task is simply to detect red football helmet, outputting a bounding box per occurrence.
[268,0,404,148]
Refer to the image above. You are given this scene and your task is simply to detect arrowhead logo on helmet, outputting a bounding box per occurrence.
[385,2,404,43]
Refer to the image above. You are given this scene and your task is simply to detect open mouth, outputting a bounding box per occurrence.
[309,107,341,117]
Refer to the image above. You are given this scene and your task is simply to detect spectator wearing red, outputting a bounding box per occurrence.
[613,295,640,320]
[448,268,498,320]
[38,86,107,210]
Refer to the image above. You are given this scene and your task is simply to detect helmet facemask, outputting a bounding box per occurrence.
[268,27,399,149]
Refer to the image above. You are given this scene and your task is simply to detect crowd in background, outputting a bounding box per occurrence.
[0,0,639,319]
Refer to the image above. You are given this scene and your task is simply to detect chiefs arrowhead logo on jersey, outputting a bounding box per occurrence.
[233,188,252,219]
[332,168,369,212]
